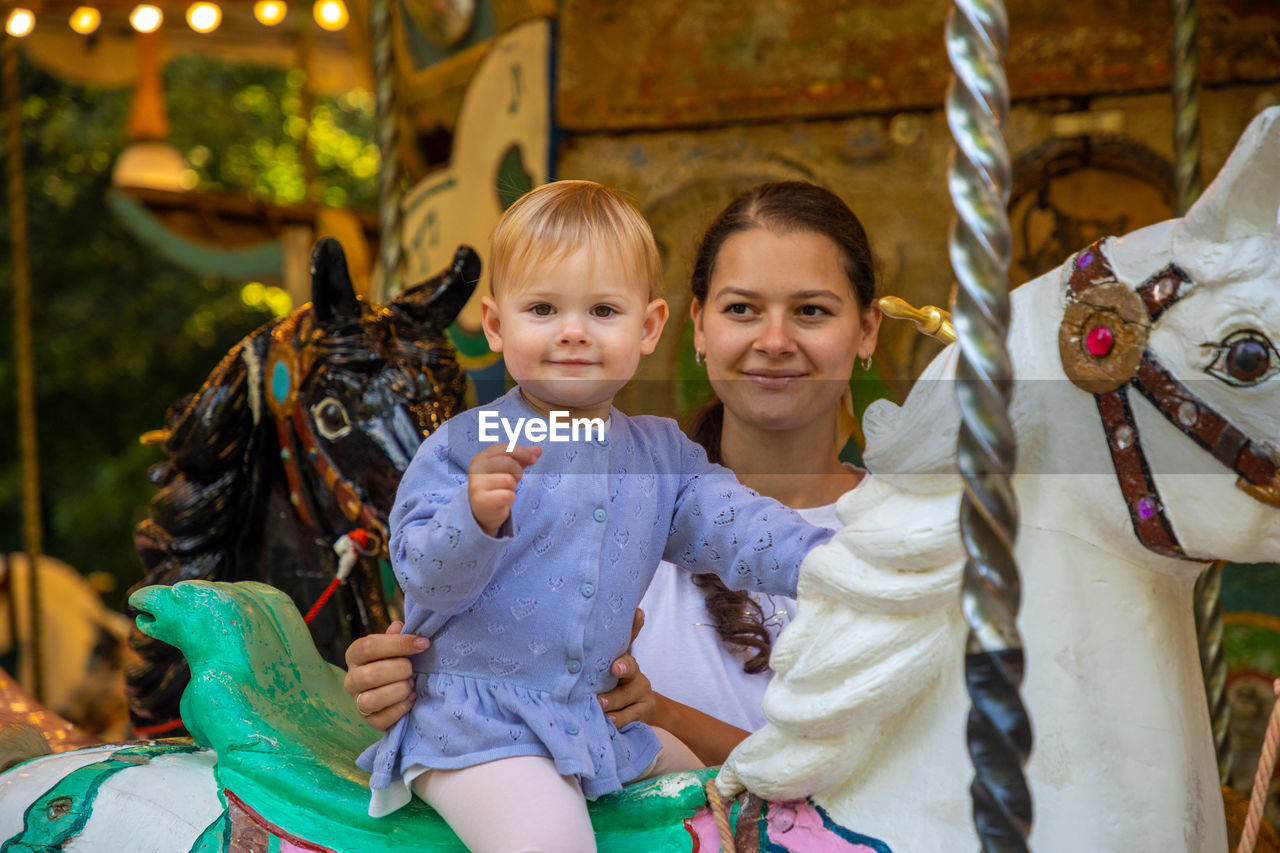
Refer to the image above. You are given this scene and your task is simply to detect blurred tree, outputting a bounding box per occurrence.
[0,53,375,610]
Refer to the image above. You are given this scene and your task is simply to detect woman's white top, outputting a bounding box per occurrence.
[632,502,842,732]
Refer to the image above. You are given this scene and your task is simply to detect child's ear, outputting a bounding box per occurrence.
[639,298,669,355]
[479,296,504,353]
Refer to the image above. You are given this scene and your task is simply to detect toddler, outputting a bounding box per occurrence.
[357,180,833,851]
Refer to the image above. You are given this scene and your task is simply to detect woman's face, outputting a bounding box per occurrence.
[692,227,880,434]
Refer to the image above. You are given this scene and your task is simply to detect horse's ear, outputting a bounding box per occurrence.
[391,245,481,331]
[311,237,361,324]
[1180,106,1280,243]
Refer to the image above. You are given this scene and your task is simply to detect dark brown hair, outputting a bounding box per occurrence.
[690,180,876,310]
[687,181,876,674]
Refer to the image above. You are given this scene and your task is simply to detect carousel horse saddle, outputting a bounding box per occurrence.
[129,581,719,852]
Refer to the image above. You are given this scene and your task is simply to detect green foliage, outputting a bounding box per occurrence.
[0,53,375,610]
[165,59,378,207]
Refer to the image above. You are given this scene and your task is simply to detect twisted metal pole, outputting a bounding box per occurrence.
[946,2,1030,849]
[1169,0,1231,788]
[372,0,404,298]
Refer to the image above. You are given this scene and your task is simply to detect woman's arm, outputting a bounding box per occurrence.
[651,692,750,766]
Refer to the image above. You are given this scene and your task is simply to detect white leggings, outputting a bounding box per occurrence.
[411,727,701,853]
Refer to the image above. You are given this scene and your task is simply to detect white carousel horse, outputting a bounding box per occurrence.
[2,108,1278,852]
[718,105,1280,850]
[0,554,131,741]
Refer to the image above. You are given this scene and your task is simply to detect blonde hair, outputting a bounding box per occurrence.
[490,180,663,299]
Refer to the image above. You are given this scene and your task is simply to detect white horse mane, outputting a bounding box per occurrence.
[717,342,970,798]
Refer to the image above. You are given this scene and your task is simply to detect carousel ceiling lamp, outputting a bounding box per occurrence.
[129,4,163,33]
[5,8,35,37]
[69,6,102,34]
[253,0,287,26]
[186,1,222,33]
[313,0,347,31]
[112,20,190,193]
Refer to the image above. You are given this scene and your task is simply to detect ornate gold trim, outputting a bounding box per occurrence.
[877,295,956,345]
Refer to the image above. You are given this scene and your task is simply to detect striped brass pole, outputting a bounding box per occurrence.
[371,0,403,298]
[1170,0,1231,786]
[946,1,1030,849]
[1196,561,1233,785]
[297,10,317,202]
[1170,0,1203,214]
[5,36,44,703]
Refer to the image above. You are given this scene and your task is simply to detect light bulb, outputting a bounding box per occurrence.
[186,1,221,32]
[69,6,102,34]
[313,0,347,31]
[253,0,287,26]
[5,8,35,37]
[129,4,163,33]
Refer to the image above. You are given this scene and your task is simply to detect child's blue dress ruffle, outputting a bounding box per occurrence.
[357,671,661,816]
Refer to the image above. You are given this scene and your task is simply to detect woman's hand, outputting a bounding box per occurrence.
[599,652,658,728]
[597,609,660,727]
[343,621,429,730]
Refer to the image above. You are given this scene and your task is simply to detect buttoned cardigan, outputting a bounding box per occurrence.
[358,388,833,808]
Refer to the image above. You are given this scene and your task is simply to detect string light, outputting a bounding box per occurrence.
[15,1,324,39]
[69,6,101,34]
[313,0,347,31]
[129,4,163,33]
[5,8,35,37]
[186,2,221,33]
[253,0,287,26]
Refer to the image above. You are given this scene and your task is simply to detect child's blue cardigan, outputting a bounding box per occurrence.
[358,387,833,811]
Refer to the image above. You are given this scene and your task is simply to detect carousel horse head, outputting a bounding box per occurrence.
[719,107,1280,851]
[128,239,480,734]
[1015,103,1280,565]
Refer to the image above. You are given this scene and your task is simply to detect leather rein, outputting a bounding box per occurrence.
[1059,239,1280,560]
[265,313,388,558]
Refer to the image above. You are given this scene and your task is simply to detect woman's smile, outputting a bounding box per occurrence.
[742,369,808,389]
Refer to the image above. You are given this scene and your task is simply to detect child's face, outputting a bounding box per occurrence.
[480,246,668,420]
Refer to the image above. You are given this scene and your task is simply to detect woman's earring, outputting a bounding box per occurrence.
[694,348,705,366]
[862,355,873,371]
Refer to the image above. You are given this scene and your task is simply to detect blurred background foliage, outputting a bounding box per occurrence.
[0,53,376,610]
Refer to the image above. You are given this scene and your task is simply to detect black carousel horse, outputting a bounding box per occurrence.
[126,238,479,735]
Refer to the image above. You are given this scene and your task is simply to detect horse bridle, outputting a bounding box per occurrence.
[264,313,388,557]
[1059,239,1280,559]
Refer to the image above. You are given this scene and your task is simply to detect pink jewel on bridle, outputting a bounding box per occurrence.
[1085,325,1115,358]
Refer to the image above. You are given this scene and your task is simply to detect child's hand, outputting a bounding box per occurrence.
[468,444,542,536]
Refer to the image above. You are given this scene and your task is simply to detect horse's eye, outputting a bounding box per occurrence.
[311,396,352,439]
[1206,330,1279,387]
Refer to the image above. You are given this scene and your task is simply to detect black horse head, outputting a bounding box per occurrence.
[127,240,480,735]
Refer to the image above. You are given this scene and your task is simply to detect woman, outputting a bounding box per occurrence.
[343,181,881,765]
